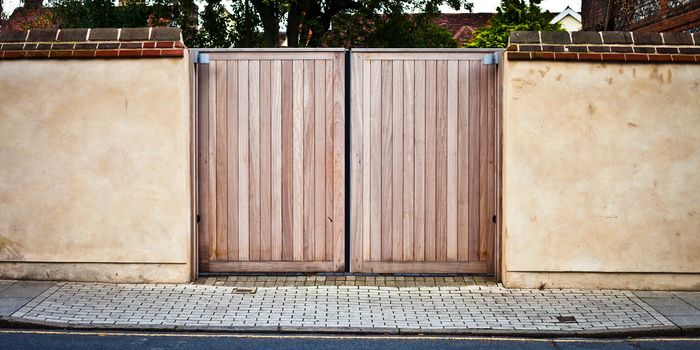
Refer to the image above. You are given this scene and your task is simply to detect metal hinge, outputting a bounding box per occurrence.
[482,52,499,65]
[195,52,210,64]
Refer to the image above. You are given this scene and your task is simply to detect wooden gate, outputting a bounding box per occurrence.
[197,50,345,272]
[350,49,498,273]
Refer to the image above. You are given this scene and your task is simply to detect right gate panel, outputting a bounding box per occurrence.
[350,50,497,273]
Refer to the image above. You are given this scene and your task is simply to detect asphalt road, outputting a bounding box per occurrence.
[1,329,699,350]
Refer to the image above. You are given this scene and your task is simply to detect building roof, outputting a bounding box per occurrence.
[550,6,581,25]
[433,13,494,44]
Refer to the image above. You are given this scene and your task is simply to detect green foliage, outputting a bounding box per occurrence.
[318,0,471,48]
[43,0,477,48]
[465,0,562,48]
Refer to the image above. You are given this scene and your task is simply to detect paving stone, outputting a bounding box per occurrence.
[665,315,700,327]
[0,282,55,298]
[6,281,671,332]
[652,306,700,316]
[674,293,700,310]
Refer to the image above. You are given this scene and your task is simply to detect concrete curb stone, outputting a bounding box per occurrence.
[0,315,685,338]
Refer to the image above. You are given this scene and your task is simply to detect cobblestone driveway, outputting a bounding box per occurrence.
[11,283,672,332]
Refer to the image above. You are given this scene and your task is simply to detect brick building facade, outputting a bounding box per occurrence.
[582,0,700,32]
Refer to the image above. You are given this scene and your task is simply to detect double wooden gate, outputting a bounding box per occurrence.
[197,49,498,274]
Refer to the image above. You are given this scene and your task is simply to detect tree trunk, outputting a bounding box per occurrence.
[286,3,301,47]
[251,0,280,47]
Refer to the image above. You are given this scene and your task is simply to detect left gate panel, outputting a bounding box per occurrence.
[197,50,345,273]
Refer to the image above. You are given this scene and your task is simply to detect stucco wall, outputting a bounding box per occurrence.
[0,58,192,283]
[502,60,700,290]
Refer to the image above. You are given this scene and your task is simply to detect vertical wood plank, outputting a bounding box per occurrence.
[482,63,496,266]
[197,63,211,269]
[281,60,294,261]
[238,60,250,261]
[259,60,272,261]
[226,60,239,261]
[271,60,283,261]
[446,60,459,261]
[314,60,326,261]
[478,63,489,262]
[403,60,415,262]
[350,54,364,269]
[292,60,304,261]
[325,59,335,262]
[413,60,426,262]
[215,60,228,261]
[361,59,371,263]
[248,60,261,261]
[391,60,404,262]
[468,60,481,261]
[208,62,218,262]
[424,60,437,262]
[488,62,497,271]
[380,60,393,261]
[457,60,470,262]
[435,60,448,262]
[369,60,382,262]
[332,52,345,270]
[302,59,315,261]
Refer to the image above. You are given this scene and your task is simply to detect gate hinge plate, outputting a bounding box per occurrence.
[196,52,210,64]
[482,52,499,65]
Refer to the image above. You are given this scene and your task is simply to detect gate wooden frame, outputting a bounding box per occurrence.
[349,49,501,274]
[195,49,346,273]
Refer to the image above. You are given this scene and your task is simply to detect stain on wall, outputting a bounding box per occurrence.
[0,58,192,282]
[502,61,700,289]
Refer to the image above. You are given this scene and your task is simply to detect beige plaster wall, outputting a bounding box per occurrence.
[502,60,700,290]
[0,58,192,282]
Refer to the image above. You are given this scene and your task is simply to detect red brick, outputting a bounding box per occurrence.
[72,50,96,58]
[118,50,142,58]
[671,55,696,63]
[2,51,26,59]
[624,54,649,62]
[507,52,531,60]
[24,50,50,58]
[174,41,186,48]
[49,51,72,58]
[155,41,174,48]
[142,49,162,57]
[577,53,603,61]
[94,50,121,58]
[143,42,157,48]
[530,52,555,60]
[600,53,626,62]
[160,49,185,57]
[554,52,578,60]
[647,54,672,62]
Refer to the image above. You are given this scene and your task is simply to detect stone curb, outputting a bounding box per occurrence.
[0,316,685,338]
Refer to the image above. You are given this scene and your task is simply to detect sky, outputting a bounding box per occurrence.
[3,0,582,17]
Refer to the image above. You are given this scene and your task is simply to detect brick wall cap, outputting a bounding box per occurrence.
[507,31,700,64]
[662,32,693,45]
[89,28,119,41]
[0,30,28,42]
[27,29,58,42]
[540,31,570,44]
[119,28,150,41]
[0,27,185,60]
[572,31,603,44]
[57,29,88,42]
[150,27,182,41]
[602,32,633,44]
[510,31,540,44]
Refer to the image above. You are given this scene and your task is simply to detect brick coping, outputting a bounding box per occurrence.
[0,27,185,59]
[507,31,700,63]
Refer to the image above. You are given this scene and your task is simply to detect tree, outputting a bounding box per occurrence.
[465,0,562,48]
[248,0,472,47]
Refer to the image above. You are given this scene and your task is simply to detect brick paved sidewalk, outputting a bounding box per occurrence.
[0,278,698,336]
